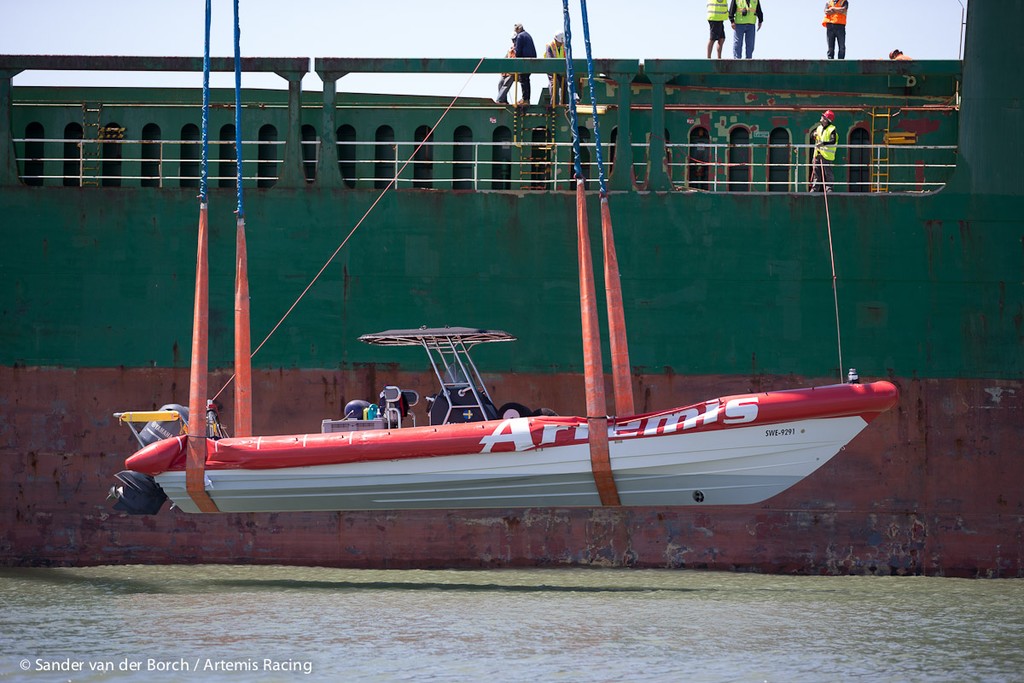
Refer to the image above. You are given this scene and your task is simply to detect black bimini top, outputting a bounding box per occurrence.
[358,326,516,349]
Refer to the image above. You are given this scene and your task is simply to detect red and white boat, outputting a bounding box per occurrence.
[111,327,898,514]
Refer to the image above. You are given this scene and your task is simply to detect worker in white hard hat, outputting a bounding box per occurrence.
[544,33,566,106]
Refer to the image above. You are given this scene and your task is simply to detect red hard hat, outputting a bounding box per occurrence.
[822,109,835,122]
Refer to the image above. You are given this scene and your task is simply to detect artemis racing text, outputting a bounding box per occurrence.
[479,396,760,453]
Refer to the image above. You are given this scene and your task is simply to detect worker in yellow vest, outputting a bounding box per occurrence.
[729,0,763,60]
[811,109,838,193]
[823,0,849,59]
[707,0,729,59]
[544,33,566,106]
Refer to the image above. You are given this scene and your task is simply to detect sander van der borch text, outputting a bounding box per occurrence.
[26,656,314,674]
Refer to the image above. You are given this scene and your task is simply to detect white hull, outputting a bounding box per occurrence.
[156,415,869,513]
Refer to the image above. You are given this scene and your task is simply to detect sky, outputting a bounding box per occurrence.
[2,0,968,99]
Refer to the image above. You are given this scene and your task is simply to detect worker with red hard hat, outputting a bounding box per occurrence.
[811,109,838,193]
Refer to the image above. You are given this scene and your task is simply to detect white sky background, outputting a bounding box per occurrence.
[2,0,968,98]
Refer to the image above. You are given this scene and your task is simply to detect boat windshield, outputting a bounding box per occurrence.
[443,362,470,385]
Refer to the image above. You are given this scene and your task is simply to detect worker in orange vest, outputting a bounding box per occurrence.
[823,0,849,60]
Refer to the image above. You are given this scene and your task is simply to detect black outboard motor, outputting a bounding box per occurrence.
[108,403,187,515]
[137,403,189,447]
[108,470,167,515]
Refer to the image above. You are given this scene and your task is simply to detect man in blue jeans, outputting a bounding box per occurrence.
[729,0,763,59]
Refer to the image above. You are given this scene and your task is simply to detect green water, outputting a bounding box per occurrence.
[1,566,1021,682]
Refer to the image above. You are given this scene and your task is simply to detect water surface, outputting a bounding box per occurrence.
[1,566,1021,682]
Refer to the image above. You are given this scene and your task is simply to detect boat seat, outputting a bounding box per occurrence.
[428,384,498,425]
[379,385,419,428]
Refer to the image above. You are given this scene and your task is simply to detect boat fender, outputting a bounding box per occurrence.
[344,399,371,419]
[498,402,533,419]
[138,403,188,446]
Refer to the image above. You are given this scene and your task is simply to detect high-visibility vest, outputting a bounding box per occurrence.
[707,0,728,21]
[546,41,564,59]
[815,123,838,161]
[734,0,759,25]
[823,0,848,26]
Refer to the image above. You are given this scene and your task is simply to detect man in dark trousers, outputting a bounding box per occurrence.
[810,109,838,193]
[823,0,849,59]
[513,23,537,105]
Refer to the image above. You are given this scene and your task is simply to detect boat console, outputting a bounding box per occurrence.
[339,325,541,428]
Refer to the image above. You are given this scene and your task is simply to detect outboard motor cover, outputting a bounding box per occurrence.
[138,403,188,446]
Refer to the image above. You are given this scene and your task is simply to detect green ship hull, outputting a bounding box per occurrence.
[0,4,1019,575]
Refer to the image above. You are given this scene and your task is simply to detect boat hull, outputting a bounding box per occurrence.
[155,414,873,513]
[131,382,896,514]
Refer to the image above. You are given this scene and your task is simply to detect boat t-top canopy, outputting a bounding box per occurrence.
[358,327,515,425]
[359,326,516,350]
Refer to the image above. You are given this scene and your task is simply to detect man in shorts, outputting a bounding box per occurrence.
[707,0,729,58]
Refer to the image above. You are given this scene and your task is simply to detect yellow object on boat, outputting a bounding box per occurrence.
[116,410,182,424]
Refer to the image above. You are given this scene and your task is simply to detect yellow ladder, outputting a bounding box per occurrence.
[868,107,893,192]
[81,104,103,187]
[514,106,557,189]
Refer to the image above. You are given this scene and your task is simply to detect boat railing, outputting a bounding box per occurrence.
[13,135,958,194]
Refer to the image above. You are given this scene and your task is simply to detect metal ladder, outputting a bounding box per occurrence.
[868,107,894,192]
[80,104,102,186]
[513,105,556,189]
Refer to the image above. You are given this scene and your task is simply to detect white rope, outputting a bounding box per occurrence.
[816,154,845,381]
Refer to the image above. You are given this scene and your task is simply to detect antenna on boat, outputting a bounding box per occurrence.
[562,0,619,506]
[232,0,253,437]
[184,0,220,513]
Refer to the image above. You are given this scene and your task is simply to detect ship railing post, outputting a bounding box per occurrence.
[607,71,636,191]
[314,67,344,188]
[276,68,307,188]
[644,73,672,192]
[0,69,22,186]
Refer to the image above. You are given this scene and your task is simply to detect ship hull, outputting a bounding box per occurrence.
[2,3,1021,577]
